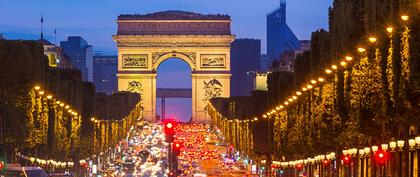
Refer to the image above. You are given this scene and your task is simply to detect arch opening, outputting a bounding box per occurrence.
[156,58,192,122]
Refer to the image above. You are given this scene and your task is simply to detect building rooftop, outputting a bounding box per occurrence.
[118,10,230,20]
[36,38,53,45]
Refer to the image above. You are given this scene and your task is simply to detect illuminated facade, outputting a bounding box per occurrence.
[113,11,235,123]
[37,38,59,67]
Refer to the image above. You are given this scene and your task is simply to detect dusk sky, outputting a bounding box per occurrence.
[0,0,333,121]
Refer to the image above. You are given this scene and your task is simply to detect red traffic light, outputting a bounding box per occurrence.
[342,155,351,165]
[173,142,182,156]
[374,150,388,165]
[323,159,330,166]
[0,161,4,171]
[164,121,176,136]
[296,164,303,171]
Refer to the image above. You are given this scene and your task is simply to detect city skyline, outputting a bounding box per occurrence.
[0,0,332,54]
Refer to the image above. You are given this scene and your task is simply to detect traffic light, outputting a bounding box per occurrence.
[0,161,4,172]
[164,121,176,136]
[295,164,303,171]
[173,142,181,156]
[342,155,351,165]
[323,159,330,166]
[374,149,388,165]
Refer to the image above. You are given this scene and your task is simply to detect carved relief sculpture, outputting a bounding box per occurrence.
[201,54,226,68]
[203,79,223,102]
[122,54,148,68]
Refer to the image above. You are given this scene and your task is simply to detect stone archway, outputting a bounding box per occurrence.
[113,11,235,123]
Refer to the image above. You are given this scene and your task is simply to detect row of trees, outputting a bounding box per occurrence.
[0,40,142,166]
[208,0,420,162]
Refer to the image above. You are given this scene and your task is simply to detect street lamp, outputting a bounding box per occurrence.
[390,141,397,151]
[415,136,420,148]
[345,56,353,61]
[381,144,388,151]
[325,69,332,74]
[34,86,41,90]
[408,139,416,149]
[368,37,377,43]
[372,146,379,153]
[364,147,371,155]
[357,47,366,53]
[386,27,393,33]
[397,140,405,150]
[318,77,325,82]
[401,15,409,21]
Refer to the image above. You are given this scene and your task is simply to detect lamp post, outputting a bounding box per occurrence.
[408,139,416,177]
[397,140,405,177]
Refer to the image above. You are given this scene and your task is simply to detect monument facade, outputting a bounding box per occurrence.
[113,11,235,123]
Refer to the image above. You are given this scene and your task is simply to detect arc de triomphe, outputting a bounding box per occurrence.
[113,11,235,123]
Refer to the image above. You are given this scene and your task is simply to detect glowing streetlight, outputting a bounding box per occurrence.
[38,91,45,95]
[311,80,317,84]
[296,91,302,96]
[306,84,313,89]
[279,105,284,109]
[340,61,347,66]
[302,87,307,91]
[60,103,64,107]
[292,96,297,100]
[46,95,53,99]
[253,117,258,121]
[401,15,409,21]
[318,77,325,82]
[65,105,70,109]
[386,27,393,33]
[34,86,41,90]
[358,47,366,53]
[368,37,377,43]
[284,101,289,105]
[331,65,338,70]
[325,69,332,74]
[345,56,353,61]
[55,101,61,104]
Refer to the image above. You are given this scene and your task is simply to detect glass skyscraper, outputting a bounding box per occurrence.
[266,0,300,70]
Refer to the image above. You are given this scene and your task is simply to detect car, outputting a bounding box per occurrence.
[1,164,47,177]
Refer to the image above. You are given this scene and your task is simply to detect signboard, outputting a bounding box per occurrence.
[200,54,226,68]
[122,54,148,68]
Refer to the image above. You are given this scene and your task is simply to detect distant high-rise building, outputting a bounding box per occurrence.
[266,0,300,70]
[93,54,117,94]
[277,40,311,72]
[60,36,93,81]
[260,54,271,71]
[230,38,261,96]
